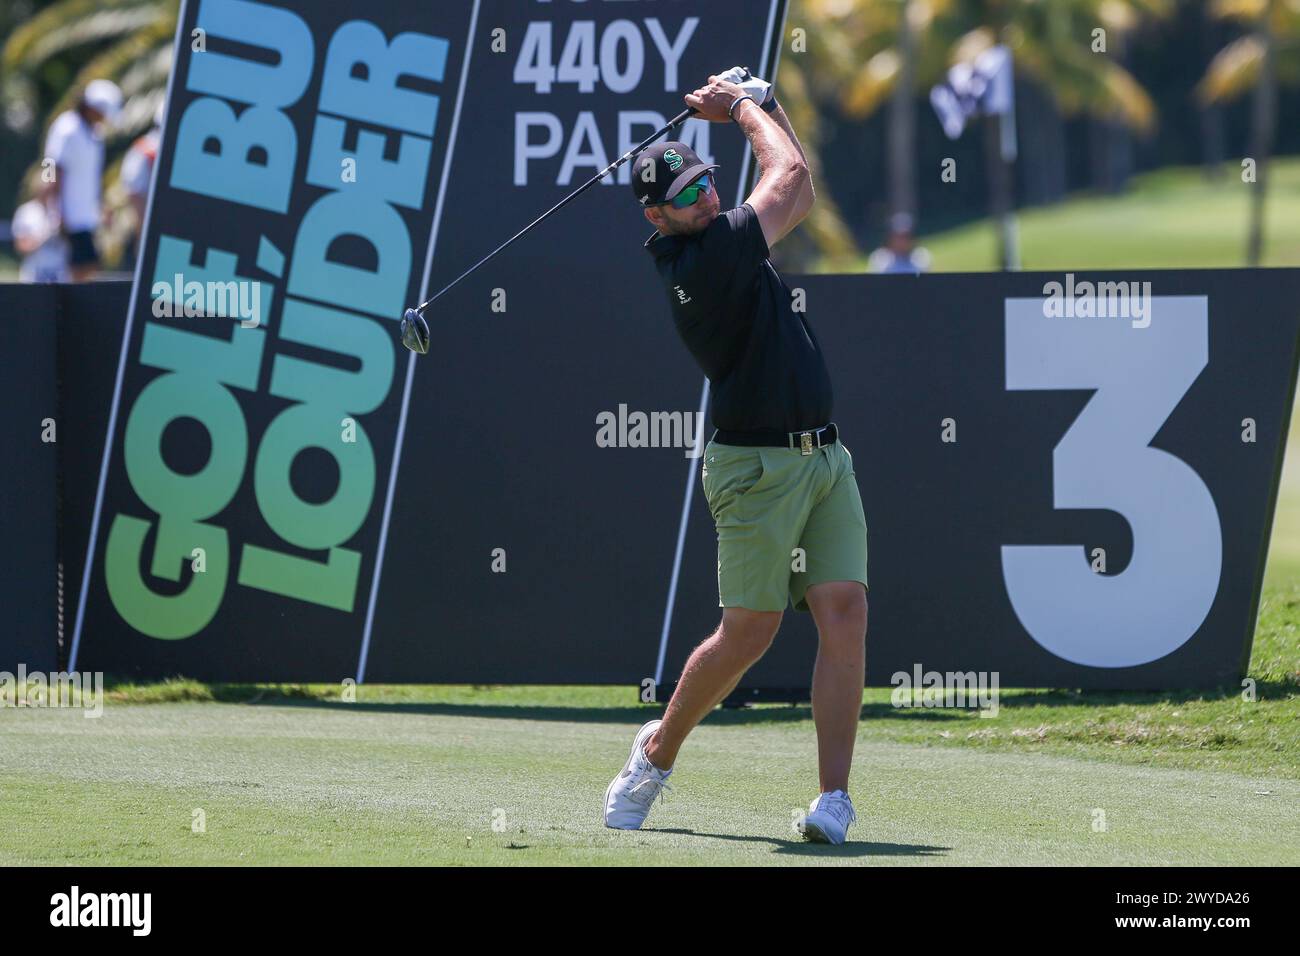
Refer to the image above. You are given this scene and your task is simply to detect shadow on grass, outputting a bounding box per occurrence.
[196,694,967,725]
[233,698,814,726]
[653,828,949,859]
[973,683,1297,707]
[100,679,1295,727]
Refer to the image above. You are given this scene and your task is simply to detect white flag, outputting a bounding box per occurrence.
[929,44,1015,148]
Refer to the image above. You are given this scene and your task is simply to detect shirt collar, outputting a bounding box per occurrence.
[644,229,684,260]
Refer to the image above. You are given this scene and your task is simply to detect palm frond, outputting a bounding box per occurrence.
[842,49,900,117]
[1209,0,1269,22]
[948,27,997,67]
[1198,34,1265,103]
[2,0,161,75]
[1099,61,1158,130]
[774,35,860,264]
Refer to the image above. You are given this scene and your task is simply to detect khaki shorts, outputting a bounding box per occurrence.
[700,438,868,612]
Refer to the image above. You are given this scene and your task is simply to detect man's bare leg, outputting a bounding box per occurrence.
[642,607,781,770]
[805,581,867,793]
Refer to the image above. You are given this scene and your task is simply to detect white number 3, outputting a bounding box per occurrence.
[1002,296,1222,667]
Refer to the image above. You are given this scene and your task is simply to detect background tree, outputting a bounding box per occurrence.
[781,0,1168,263]
[2,0,177,259]
[1198,0,1300,265]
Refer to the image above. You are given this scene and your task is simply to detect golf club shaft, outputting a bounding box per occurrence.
[412,107,695,316]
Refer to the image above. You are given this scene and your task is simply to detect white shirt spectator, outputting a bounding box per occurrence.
[867,246,933,275]
[119,129,159,200]
[12,199,70,283]
[44,110,104,232]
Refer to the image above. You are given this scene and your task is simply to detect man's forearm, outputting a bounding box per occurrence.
[707,81,813,244]
[733,99,806,185]
[738,99,814,218]
[768,101,814,213]
[767,101,808,166]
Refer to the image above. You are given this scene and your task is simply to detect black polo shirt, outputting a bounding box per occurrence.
[644,203,833,434]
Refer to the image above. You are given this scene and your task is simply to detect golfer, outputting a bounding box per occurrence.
[604,71,869,844]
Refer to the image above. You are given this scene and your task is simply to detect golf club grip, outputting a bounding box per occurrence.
[412,108,698,316]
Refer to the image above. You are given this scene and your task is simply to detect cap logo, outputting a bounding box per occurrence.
[663,149,684,171]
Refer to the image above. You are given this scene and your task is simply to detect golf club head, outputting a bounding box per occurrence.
[400,307,430,354]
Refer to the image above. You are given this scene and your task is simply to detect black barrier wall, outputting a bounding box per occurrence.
[32,270,1300,689]
[55,280,130,672]
[10,0,1294,690]
[0,284,58,672]
[673,272,1300,691]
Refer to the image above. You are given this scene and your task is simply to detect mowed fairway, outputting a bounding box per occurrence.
[7,178,1300,866]
[4,383,1297,868]
[2,684,1296,866]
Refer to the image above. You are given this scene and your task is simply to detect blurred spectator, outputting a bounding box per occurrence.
[868,213,932,275]
[117,100,162,270]
[12,194,69,283]
[42,78,121,281]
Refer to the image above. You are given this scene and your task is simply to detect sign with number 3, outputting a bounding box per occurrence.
[1003,297,1222,667]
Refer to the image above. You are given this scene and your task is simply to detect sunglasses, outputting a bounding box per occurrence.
[654,173,713,209]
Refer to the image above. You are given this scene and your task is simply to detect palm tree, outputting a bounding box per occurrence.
[784,0,1168,264]
[4,0,177,139]
[889,0,918,219]
[783,0,963,252]
[3,0,177,262]
[766,44,863,270]
[1198,0,1300,266]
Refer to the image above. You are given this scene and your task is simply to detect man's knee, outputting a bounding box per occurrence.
[718,607,782,663]
[808,582,868,639]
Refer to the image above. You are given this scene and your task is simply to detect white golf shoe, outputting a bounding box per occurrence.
[802,790,856,845]
[603,719,673,829]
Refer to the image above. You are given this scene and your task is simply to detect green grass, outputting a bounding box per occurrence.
[3,381,1297,866]
[2,625,1295,866]
[833,159,1300,273]
[3,163,1298,865]
[2,682,1295,865]
[1266,389,1300,585]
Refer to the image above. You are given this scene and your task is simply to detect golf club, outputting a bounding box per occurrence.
[400,106,697,354]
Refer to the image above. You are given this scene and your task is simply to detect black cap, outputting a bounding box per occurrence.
[631,141,719,206]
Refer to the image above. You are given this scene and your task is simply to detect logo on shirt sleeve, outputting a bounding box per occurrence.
[673,284,692,305]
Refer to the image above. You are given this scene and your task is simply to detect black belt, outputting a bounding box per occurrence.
[712,422,838,455]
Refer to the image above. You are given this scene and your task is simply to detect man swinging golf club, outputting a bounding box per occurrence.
[603,69,870,844]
